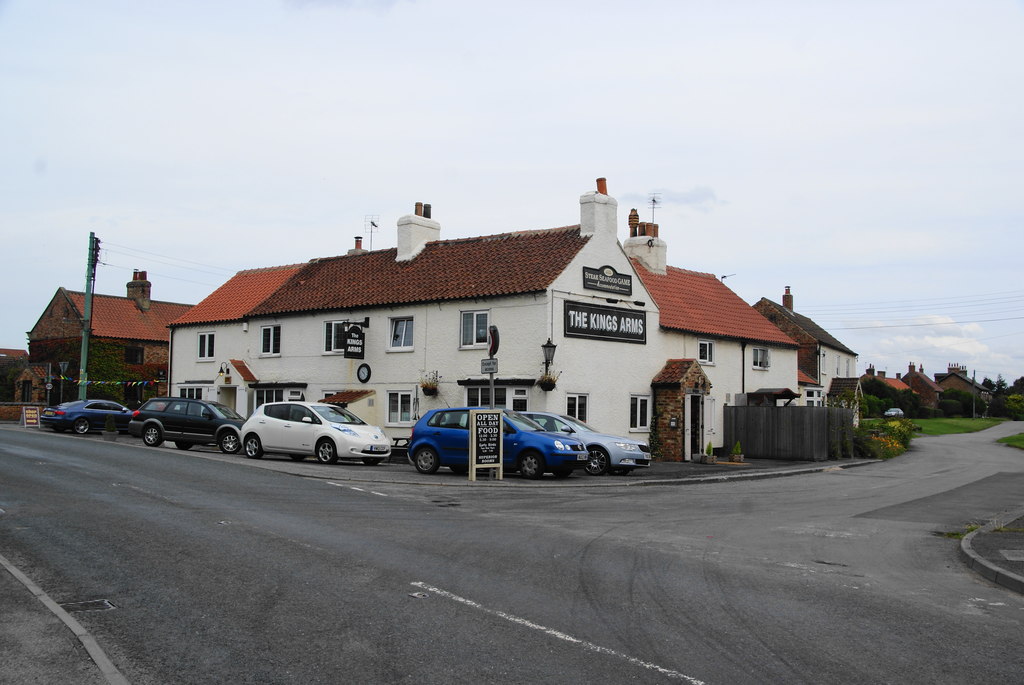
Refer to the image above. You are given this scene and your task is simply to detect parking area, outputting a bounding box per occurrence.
[15,424,856,487]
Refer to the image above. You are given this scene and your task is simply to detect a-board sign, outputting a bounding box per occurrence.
[469,409,503,481]
[22,406,40,427]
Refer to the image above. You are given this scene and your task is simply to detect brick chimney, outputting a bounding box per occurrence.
[396,201,440,261]
[865,365,875,376]
[783,286,794,311]
[127,270,151,311]
[347,236,368,256]
[579,177,618,242]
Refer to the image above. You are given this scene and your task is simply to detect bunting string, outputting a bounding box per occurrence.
[56,374,159,387]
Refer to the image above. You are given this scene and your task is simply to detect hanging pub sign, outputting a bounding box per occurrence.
[344,325,365,359]
[564,300,646,344]
[583,265,632,296]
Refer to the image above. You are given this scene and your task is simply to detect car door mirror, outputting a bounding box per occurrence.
[301,416,313,423]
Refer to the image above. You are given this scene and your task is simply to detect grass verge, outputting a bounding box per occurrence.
[913,417,1005,436]
[997,434,1024,450]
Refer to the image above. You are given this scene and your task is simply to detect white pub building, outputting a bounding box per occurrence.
[169,179,798,461]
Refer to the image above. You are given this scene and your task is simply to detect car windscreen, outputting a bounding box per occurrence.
[207,402,244,420]
[503,410,544,432]
[558,414,596,432]
[311,405,365,425]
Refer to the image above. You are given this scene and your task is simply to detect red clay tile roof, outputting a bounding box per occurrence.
[65,291,192,342]
[828,377,862,397]
[322,389,375,405]
[0,349,28,358]
[651,359,713,392]
[632,263,798,347]
[798,370,819,386]
[228,359,257,383]
[172,265,304,326]
[249,227,589,316]
[867,375,912,392]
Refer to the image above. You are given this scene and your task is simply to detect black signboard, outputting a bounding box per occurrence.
[344,325,365,359]
[583,265,632,295]
[472,411,502,466]
[564,300,646,344]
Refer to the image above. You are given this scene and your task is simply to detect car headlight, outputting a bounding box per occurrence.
[331,424,358,436]
[554,440,567,451]
[614,442,640,451]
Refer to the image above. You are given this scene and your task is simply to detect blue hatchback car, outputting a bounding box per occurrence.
[408,408,589,479]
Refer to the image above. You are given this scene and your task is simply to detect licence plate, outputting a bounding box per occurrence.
[43,410,55,416]
[369,445,388,453]
[577,453,588,461]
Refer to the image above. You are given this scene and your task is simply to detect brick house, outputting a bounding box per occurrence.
[900,363,942,409]
[21,271,192,406]
[934,364,992,402]
[753,287,859,406]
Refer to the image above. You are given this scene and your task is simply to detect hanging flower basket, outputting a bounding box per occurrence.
[421,385,438,397]
[537,374,558,391]
[420,371,439,396]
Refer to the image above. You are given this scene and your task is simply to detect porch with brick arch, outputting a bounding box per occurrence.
[651,359,712,463]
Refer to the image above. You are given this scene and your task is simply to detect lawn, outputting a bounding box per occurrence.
[997,434,1024,450]
[912,417,1006,436]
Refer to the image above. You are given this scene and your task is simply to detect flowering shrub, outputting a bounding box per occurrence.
[854,418,915,459]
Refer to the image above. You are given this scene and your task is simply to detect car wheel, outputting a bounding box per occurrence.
[316,439,340,464]
[362,457,383,466]
[518,451,546,480]
[289,454,307,461]
[174,442,193,450]
[585,446,610,476]
[142,425,163,447]
[218,431,241,454]
[552,468,573,478]
[243,435,263,459]
[72,418,91,434]
[413,447,441,474]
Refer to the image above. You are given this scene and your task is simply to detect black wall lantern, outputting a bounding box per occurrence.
[541,338,557,374]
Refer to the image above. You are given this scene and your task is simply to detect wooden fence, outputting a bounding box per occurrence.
[724,406,855,461]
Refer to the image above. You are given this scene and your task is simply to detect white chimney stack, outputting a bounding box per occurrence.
[579,177,618,241]
[396,201,440,261]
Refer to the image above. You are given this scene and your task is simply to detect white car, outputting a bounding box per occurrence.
[240,401,391,465]
[521,411,651,476]
[883,408,905,418]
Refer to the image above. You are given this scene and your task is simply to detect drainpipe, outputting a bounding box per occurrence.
[741,341,747,393]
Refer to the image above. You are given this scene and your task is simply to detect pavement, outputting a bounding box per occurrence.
[2,424,1023,682]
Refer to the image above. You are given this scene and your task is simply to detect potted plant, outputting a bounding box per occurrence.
[701,440,717,464]
[730,440,745,462]
[537,372,559,391]
[420,371,439,397]
[102,414,118,442]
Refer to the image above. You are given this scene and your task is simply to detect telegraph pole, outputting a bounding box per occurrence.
[78,232,100,400]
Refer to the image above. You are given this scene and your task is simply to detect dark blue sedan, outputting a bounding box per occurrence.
[40,399,133,434]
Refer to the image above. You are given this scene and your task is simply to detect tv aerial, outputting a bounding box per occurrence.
[364,215,380,250]
[648,192,661,223]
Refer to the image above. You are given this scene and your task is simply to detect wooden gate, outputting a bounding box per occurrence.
[724,406,854,461]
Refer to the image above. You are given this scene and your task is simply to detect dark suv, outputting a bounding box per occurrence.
[129,397,245,453]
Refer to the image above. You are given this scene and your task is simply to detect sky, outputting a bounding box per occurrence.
[2,0,1023,384]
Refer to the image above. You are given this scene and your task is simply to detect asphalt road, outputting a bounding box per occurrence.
[2,423,1023,684]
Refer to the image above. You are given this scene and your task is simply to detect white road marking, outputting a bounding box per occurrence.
[326,482,388,497]
[410,581,705,684]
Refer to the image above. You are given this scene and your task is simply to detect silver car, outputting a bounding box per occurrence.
[521,411,651,476]
[240,401,391,465]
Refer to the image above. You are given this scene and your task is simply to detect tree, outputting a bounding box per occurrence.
[1006,395,1024,420]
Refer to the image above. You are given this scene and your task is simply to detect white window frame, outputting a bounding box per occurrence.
[629,394,651,431]
[752,347,771,369]
[460,310,490,349]
[261,324,281,356]
[389,317,414,352]
[566,394,589,423]
[179,387,203,399]
[255,388,284,408]
[698,340,715,365]
[324,320,347,353]
[198,332,215,361]
[387,390,414,425]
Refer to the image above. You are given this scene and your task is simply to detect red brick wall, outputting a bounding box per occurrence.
[654,386,684,461]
